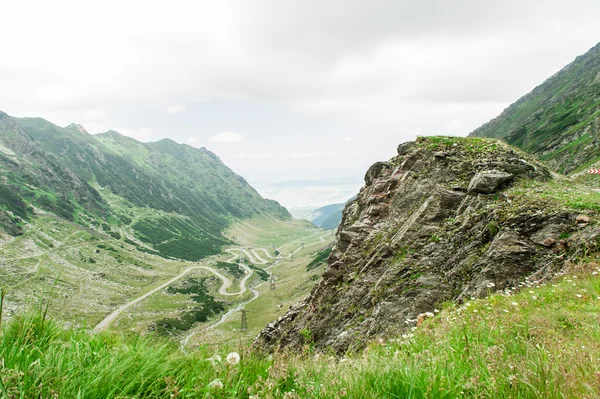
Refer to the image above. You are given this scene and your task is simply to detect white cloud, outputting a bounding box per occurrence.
[167,104,187,115]
[209,131,242,143]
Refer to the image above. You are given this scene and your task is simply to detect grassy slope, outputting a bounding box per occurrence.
[2,262,600,398]
[469,42,600,174]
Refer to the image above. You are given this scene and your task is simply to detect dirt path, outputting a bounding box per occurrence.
[94,230,333,333]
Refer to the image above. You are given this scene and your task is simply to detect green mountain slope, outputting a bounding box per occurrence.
[0,111,289,261]
[469,42,600,173]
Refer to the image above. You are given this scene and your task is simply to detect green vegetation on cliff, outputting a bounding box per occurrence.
[470,42,600,173]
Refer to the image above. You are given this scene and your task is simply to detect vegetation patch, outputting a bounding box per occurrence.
[306,246,333,271]
[3,265,600,398]
[214,262,245,278]
[248,265,269,281]
[153,278,226,334]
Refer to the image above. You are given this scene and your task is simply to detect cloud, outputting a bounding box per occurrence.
[167,104,187,115]
[0,0,599,206]
[209,131,242,143]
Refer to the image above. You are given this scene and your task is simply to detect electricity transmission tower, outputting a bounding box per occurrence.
[270,273,276,290]
[240,309,248,331]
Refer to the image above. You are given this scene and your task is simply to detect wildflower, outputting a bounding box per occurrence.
[528,291,534,294]
[227,352,241,365]
[465,302,471,307]
[508,375,517,383]
[208,379,224,389]
[531,296,537,300]
[486,282,495,288]
[434,309,440,313]
[576,294,583,298]
[209,354,222,363]
[511,302,518,306]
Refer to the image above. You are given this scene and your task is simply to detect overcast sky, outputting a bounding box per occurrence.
[1,1,599,208]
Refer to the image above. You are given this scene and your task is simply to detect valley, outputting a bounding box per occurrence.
[1,212,334,340]
[0,22,599,396]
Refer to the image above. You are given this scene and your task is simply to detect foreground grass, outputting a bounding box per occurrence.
[2,264,600,398]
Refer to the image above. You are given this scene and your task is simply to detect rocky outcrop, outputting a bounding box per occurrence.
[255,136,600,353]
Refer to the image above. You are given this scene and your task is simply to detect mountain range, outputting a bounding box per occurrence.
[0,113,289,261]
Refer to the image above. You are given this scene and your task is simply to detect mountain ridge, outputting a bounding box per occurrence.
[0,111,289,261]
[469,42,600,173]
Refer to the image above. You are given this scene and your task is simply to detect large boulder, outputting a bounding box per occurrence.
[255,136,598,354]
[467,170,513,194]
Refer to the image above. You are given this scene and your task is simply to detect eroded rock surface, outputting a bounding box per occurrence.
[255,137,600,353]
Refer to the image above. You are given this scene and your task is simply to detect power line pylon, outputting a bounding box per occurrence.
[240,309,248,331]
[270,273,276,290]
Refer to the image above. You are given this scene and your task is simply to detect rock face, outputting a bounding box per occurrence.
[255,136,600,353]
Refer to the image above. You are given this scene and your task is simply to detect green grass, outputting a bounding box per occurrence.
[306,246,333,271]
[3,262,600,398]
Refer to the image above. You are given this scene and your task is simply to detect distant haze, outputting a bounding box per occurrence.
[1,1,599,207]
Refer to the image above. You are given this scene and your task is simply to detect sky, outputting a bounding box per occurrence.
[1,1,599,208]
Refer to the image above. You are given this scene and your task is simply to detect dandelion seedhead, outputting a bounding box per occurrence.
[227,352,240,365]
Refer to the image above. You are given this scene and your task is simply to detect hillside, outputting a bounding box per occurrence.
[0,111,289,261]
[308,201,347,230]
[469,42,600,173]
[2,254,600,398]
[256,136,600,353]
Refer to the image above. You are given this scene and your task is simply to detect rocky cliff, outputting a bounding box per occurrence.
[256,136,600,353]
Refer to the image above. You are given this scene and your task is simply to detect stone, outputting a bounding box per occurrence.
[542,237,556,247]
[467,170,514,194]
[364,161,389,185]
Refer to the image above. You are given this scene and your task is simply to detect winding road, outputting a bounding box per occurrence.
[93,231,333,332]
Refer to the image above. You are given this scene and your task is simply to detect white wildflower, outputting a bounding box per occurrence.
[209,379,224,389]
[511,302,518,306]
[226,352,240,365]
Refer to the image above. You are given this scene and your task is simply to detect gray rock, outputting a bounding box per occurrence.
[468,170,514,194]
[254,137,596,354]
